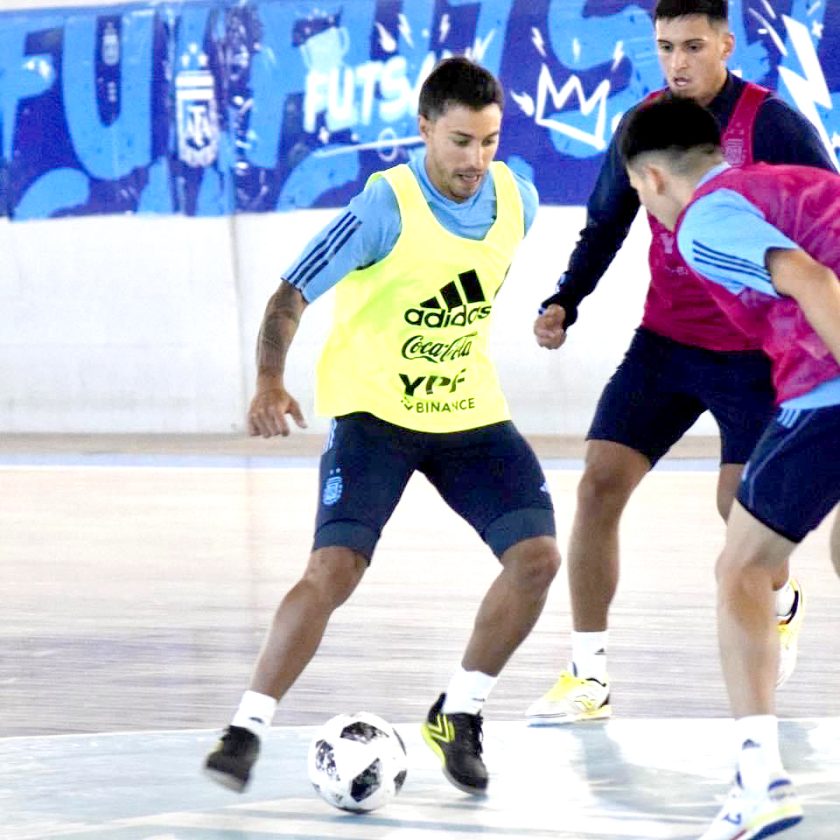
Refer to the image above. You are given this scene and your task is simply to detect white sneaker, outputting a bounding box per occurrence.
[699,772,803,840]
[776,578,804,688]
[525,669,611,725]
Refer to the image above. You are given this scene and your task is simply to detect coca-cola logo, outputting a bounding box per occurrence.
[401,331,476,363]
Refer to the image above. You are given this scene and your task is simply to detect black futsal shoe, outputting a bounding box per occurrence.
[421,693,488,795]
[204,725,260,792]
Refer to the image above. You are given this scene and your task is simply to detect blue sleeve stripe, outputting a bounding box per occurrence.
[693,240,771,282]
[694,240,771,276]
[293,220,362,293]
[286,211,353,285]
[286,212,360,290]
[693,254,770,283]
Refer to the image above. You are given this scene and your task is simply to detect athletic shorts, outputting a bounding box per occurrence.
[312,412,555,561]
[737,403,840,543]
[588,328,776,466]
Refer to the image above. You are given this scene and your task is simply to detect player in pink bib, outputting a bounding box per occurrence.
[621,94,840,840]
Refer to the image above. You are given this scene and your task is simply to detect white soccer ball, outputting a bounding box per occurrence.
[307,711,408,812]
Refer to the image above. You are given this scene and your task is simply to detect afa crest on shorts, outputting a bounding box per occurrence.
[322,469,343,506]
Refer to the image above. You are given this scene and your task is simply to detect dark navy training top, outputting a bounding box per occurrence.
[542,72,836,327]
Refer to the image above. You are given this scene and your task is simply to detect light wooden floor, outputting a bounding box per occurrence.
[1,435,838,839]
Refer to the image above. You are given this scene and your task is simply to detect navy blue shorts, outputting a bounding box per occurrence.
[737,403,840,543]
[588,328,776,465]
[313,413,555,561]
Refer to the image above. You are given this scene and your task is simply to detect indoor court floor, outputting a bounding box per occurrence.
[2,434,838,839]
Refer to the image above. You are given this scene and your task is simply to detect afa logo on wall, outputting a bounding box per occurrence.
[1,0,839,220]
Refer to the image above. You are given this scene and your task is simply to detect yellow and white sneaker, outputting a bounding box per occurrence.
[699,771,802,840]
[525,669,611,725]
[777,578,804,688]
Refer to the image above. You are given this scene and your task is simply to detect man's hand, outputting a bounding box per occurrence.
[247,385,308,438]
[534,304,568,349]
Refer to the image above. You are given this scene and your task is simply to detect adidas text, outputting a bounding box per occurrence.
[404,305,492,329]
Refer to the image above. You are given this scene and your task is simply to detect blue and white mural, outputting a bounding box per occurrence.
[1,0,839,219]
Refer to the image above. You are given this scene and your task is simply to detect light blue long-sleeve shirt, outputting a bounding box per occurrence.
[678,163,840,409]
[283,149,538,303]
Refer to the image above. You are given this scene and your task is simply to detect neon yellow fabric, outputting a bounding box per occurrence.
[315,161,524,432]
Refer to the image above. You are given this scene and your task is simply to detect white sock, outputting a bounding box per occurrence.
[442,667,498,715]
[231,690,277,739]
[774,579,796,619]
[571,631,608,682]
[734,715,784,789]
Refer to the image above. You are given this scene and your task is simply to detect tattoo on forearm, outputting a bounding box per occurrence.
[256,285,303,374]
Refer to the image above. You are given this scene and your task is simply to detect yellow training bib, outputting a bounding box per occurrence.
[315,161,524,433]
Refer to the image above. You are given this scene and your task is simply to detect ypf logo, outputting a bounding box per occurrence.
[404,270,492,329]
[399,369,467,399]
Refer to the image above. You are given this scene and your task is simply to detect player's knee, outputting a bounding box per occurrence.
[714,546,776,604]
[506,537,561,593]
[576,462,635,518]
[715,544,749,584]
[304,547,367,607]
[715,549,738,595]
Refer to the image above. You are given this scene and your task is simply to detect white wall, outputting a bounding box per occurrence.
[1,215,244,431]
[0,0,723,435]
[1,205,719,435]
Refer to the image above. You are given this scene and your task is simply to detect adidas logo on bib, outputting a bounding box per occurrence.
[404,270,492,329]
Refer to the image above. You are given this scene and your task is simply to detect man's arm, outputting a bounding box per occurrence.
[533,303,567,349]
[678,190,840,365]
[677,189,799,298]
[767,248,840,366]
[538,111,641,337]
[248,178,400,437]
[248,281,308,438]
[754,98,837,172]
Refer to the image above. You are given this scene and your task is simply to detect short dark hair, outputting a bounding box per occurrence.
[418,56,504,120]
[654,0,728,23]
[619,96,722,167]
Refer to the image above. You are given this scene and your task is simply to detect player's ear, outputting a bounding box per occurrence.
[418,113,431,141]
[648,163,668,196]
[721,30,735,61]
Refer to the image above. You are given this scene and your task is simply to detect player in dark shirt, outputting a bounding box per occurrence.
[552,73,833,318]
[528,0,836,725]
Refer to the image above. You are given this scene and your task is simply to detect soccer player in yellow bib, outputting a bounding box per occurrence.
[204,57,561,797]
